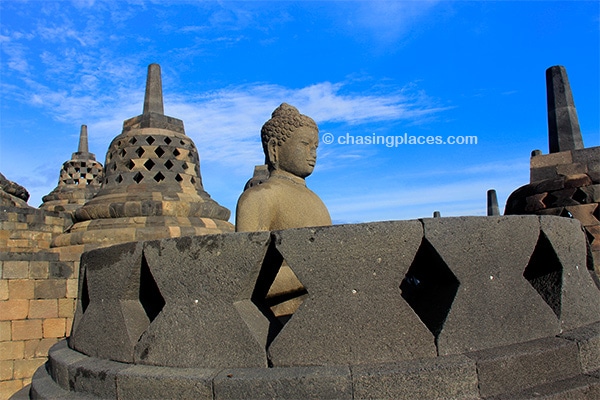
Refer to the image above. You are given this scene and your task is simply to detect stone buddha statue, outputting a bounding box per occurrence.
[235,103,331,322]
[236,103,331,232]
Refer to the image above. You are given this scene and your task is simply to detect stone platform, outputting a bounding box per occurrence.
[28,216,600,399]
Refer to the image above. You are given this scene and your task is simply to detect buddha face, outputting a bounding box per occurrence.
[275,125,319,178]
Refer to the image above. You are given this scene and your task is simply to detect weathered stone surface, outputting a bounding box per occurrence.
[268,220,436,367]
[69,242,149,363]
[213,366,352,400]
[423,216,560,355]
[351,354,479,400]
[540,216,600,331]
[546,65,583,153]
[47,341,87,390]
[486,374,600,400]
[560,321,600,373]
[134,231,272,368]
[117,365,214,400]
[67,357,129,399]
[467,337,581,398]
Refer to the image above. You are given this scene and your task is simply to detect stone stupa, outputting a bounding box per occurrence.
[51,64,233,250]
[40,125,103,216]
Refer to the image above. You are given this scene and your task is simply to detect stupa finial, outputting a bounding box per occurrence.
[78,125,89,153]
[546,65,583,153]
[143,63,164,115]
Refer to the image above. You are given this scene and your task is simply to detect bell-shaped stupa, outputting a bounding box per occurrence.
[52,64,233,249]
[40,125,103,216]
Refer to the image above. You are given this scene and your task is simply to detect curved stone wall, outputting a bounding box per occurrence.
[28,215,600,399]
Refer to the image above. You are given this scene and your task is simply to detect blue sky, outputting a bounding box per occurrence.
[1,0,598,224]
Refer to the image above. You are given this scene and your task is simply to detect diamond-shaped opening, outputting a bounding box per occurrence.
[129,137,137,145]
[135,147,145,157]
[81,269,90,314]
[118,148,127,158]
[190,177,196,185]
[139,255,165,323]
[133,172,144,184]
[164,137,172,145]
[111,163,118,171]
[144,159,155,171]
[523,232,562,318]
[146,136,155,145]
[173,149,181,157]
[164,160,174,170]
[175,173,183,182]
[542,193,557,208]
[179,140,186,146]
[153,172,165,182]
[573,188,588,204]
[155,147,165,158]
[126,160,135,170]
[115,174,123,183]
[182,162,189,170]
[400,238,459,339]
[238,241,307,357]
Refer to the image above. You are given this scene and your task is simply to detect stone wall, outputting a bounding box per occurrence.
[0,206,78,399]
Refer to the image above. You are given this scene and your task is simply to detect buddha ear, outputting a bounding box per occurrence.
[267,138,279,169]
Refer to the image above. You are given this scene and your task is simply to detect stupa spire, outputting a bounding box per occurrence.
[546,65,584,153]
[78,125,89,153]
[143,63,164,115]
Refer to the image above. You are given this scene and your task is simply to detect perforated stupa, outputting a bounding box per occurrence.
[52,64,233,249]
[40,125,103,216]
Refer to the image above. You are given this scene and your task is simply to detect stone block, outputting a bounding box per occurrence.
[560,321,600,373]
[530,151,573,169]
[0,340,24,360]
[3,261,29,279]
[467,337,581,398]
[566,204,600,226]
[69,242,149,363]
[564,173,593,188]
[540,216,600,331]
[0,320,10,341]
[28,262,48,279]
[578,184,600,203]
[116,364,215,400]
[1,295,26,322]
[35,338,59,358]
[0,360,13,380]
[134,231,272,368]
[486,374,600,400]
[47,341,87,390]
[43,318,66,338]
[351,354,479,400]
[572,147,600,168]
[29,363,85,400]
[269,220,435,367]
[530,166,557,182]
[28,299,58,319]
[24,339,39,358]
[421,216,561,355]
[48,262,73,279]
[213,366,352,400]
[67,356,129,398]
[58,299,75,318]
[34,280,66,299]
[8,279,35,299]
[0,380,23,400]
[0,279,7,300]
[65,278,78,299]
[12,319,42,340]
[556,163,589,177]
[13,358,46,379]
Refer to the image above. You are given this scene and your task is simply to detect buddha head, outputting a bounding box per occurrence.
[261,103,319,179]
